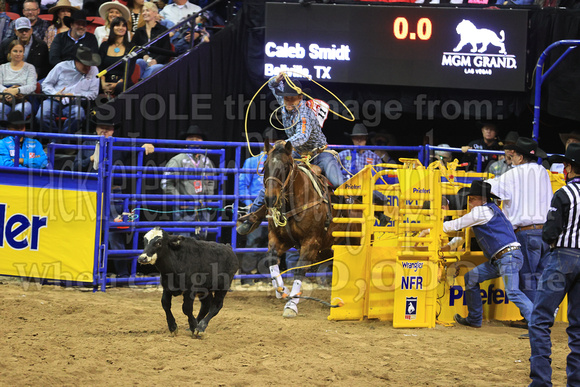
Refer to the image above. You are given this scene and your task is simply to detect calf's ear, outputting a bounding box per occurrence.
[168,235,185,249]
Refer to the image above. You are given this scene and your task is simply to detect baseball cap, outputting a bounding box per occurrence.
[14,17,32,31]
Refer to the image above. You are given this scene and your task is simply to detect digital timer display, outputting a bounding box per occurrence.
[264,4,528,92]
[393,17,432,41]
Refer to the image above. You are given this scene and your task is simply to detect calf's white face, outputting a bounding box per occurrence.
[138,228,164,265]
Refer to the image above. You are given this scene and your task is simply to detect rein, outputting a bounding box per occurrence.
[263,159,327,227]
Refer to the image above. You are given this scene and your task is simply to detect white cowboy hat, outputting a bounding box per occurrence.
[98,1,131,24]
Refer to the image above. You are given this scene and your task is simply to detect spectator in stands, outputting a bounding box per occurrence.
[132,1,171,79]
[36,46,100,133]
[486,130,519,177]
[487,137,553,312]
[372,130,399,164]
[446,180,533,329]
[161,125,215,241]
[6,0,50,41]
[0,110,47,168]
[432,144,453,166]
[98,17,135,97]
[94,1,131,46]
[44,0,77,50]
[0,40,37,120]
[338,123,382,178]
[461,121,503,172]
[73,109,155,278]
[171,13,210,55]
[551,130,580,173]
[126,0,145,33]
[49,9,99,67]
[159,0,200,26]
[0,6,12,43]
[0,17,49,79]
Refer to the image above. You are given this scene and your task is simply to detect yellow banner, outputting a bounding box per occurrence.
[0,185,98,283]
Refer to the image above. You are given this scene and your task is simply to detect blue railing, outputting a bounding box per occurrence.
[533,40,580,142]
[1,132,434,290]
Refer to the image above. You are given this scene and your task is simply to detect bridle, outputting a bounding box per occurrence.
[263,158,296,210]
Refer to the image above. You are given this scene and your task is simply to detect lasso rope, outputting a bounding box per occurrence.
[270,207,287,227]
[276,255,344,308]
[269,258,345,308]
[244,71,355,158]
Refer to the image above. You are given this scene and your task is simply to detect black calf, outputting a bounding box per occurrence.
[138,227,239,338]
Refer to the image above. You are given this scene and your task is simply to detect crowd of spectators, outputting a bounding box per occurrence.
[0,0,212,133]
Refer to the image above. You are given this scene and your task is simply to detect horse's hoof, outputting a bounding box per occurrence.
[193,329,206,339]
[283,307,298,318]
[169,327,178,337]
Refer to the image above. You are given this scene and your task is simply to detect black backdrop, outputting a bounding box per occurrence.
[109,1,580,154]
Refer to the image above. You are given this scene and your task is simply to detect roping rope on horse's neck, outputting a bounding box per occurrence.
[264,160,296,227]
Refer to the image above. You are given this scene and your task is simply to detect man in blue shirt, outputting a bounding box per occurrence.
[36,46,100,134]
[339,123,382,178]
[0,110,47,168]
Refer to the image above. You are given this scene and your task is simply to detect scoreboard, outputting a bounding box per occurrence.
[264,4,528,91]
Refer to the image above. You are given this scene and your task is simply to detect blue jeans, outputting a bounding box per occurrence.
[173,206,210,240]
[0,101,32,120]
[529,248,580,386]
[464,250,533,326]
[250,151,344,212]
[35,99,85,133]
[517,228,550,303]
[285,249,300,270]
[307,151,345,189]
[136,59,165,79]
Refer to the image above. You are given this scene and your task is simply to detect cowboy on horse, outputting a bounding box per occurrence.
[237,72,388,317]
[236,72,345,237]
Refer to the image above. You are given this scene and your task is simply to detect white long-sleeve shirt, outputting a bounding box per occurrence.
[443,205,494,233]
[487,162,553,229]
[42,60,99,100]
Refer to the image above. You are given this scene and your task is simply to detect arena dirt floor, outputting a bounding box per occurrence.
[0,277,571,386]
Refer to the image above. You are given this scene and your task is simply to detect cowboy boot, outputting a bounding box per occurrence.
[236,205,267,235]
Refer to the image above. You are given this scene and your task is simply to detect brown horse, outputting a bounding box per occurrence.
[262,140,357,317]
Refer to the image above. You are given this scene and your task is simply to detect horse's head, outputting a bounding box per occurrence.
[263,140,294,208]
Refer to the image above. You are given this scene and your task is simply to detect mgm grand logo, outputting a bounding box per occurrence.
[441,20,517,75]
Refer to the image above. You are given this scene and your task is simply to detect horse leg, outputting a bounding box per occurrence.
[267,235,292,299]
[282,243,318,318]
[283,273,304,318]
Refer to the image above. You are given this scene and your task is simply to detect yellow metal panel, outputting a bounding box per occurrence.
[328,245,368,321]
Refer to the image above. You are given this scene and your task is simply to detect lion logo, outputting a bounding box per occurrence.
[453,19,506,55]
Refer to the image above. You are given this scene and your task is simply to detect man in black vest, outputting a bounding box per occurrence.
[440,180,533,329]
[529,143,580,386]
